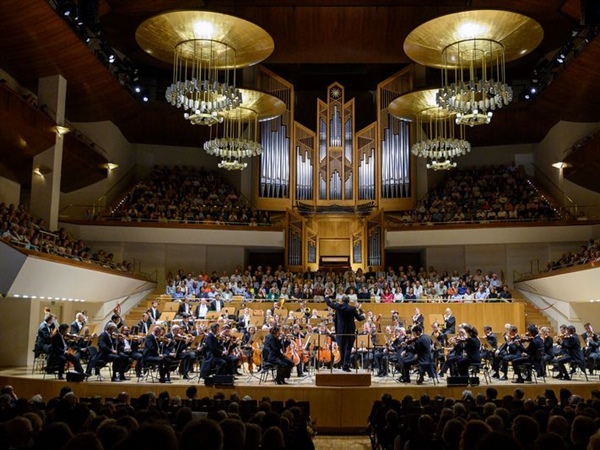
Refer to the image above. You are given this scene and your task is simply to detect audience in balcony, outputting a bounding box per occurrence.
[107,165,271,226]
[0,202,132,272]
[546,239,600,271]
[396,164,560,225]
[162,264,511,303]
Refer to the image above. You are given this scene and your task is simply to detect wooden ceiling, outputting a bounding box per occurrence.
[0,0,599,191]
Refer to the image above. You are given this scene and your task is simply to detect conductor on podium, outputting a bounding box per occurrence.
[326,295,365,372]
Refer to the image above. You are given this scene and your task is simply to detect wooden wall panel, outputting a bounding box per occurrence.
[319,238,350,256]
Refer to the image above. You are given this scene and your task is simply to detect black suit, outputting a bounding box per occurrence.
[263,333,294,382]
[512,335,544,379]
[210,299,224,312]
[325,297,365,370]
[49,333,83,376]
[142,333,171,382]
[201,332,237,376]
[148,307,161,323]
[443,315,456,335]
[178,301,192,317]
[34,322,52,356]
[97,331,129,379]
[399,334,433,382]
[70,320,84,336]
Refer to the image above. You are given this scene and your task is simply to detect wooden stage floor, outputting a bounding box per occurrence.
[1,366,599,432]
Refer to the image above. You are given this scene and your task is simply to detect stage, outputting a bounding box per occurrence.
[1,366,598,432]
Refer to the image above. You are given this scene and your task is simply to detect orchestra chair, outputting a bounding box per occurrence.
[468,362,491,385]
[86,346,111,381]
[32,352,48,375]
[138,360,160,383]
[417,361,439,385]
[259,348,277,385]
[42,354,67,380]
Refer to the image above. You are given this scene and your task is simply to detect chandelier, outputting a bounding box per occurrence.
[204,89,286,170]
[389,89,470,170]
[404,10,543,126]
[136,11,274,126]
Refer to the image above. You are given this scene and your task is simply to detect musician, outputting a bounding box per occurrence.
[34,313,55,357]
[325,295,365,372]
[511,324,543,383]
[104,313,123,331]
[539,326,555,365]
[70,312,86,335]
[499,325,523,380]
[177,297,193,318]
[195,298,210,320]
[142,325,172,383]
[442,308,456,335]
[582,322,600,374]
[412,308,424,328]
[237,307,252,331]
[455,324,481,377]
[439,325,466,377]
[70,326,95,362]
[398,325,433,384]
[94,323,130,382]
[552,325,585,380]
[48,323,84,380]
[430,321,446,369]
[137,312,152,335]
[210,293,224,312]
[167,324,196,380]
[201,323,238,377]
[482,325,498,366]
[375,327,404,377]
[120,326,143,378]
[263,325,294,385]
[148,301,161,323]
[180,313,195,334]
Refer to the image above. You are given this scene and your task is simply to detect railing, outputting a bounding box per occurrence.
[86,216,276,227]
[59,165,139,219]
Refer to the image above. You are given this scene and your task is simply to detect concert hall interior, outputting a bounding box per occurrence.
[2,0,600,443]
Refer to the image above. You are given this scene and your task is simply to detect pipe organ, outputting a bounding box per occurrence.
[256,66,415,271]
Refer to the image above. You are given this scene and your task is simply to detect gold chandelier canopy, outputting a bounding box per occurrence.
[136,11,274,126]
[389,89,470,170]
[404,10,543,127]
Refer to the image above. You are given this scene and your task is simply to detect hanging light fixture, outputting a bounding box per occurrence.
[404,10,543,127]
[389,89,470,170]
[204,88,285,170]
[136,11,274,126]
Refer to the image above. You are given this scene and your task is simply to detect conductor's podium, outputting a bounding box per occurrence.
[315,370,371,386]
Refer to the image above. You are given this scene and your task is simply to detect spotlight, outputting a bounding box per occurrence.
[530,87,537,94]
[135,86,141,93]
[142,96,149,102]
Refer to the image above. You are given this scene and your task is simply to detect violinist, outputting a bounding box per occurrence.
[511,324,543,383]
[104,313,123,331]
[180,313,195,335]
[498,325,523,381]
[539,326,555,365]
[552,325,585,380]
[120,326,143,378]
[455,324,481,377]
[241,325,258,372]
[142,325,172,383]
[438,325,466,377]
[70,326,95,362]
[430,321,447,369]
[49,323,84,380]
[582,322,600,374]
[399,325,433,384]
[201,323,238,377]
[166,324,196,380]
[263,325,294,385]
[374,326,403,377]
[482,325,498,372]
[95,323,130,382]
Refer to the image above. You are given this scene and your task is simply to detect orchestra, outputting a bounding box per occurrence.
[31,299,600,386]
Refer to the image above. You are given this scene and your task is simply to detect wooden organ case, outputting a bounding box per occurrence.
[255,67,417,273]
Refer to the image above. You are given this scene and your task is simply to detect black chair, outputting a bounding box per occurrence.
[259,348,277,384]
[86,346,110,381]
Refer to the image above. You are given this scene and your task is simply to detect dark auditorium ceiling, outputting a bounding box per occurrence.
[1,0,599,192]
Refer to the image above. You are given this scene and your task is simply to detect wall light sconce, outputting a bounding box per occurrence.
[103,162,119,171]
[33,166,52,177]
[54,125,71,138]
[552,162,570,169]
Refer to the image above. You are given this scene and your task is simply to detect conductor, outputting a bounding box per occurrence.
[326,295,365,372]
